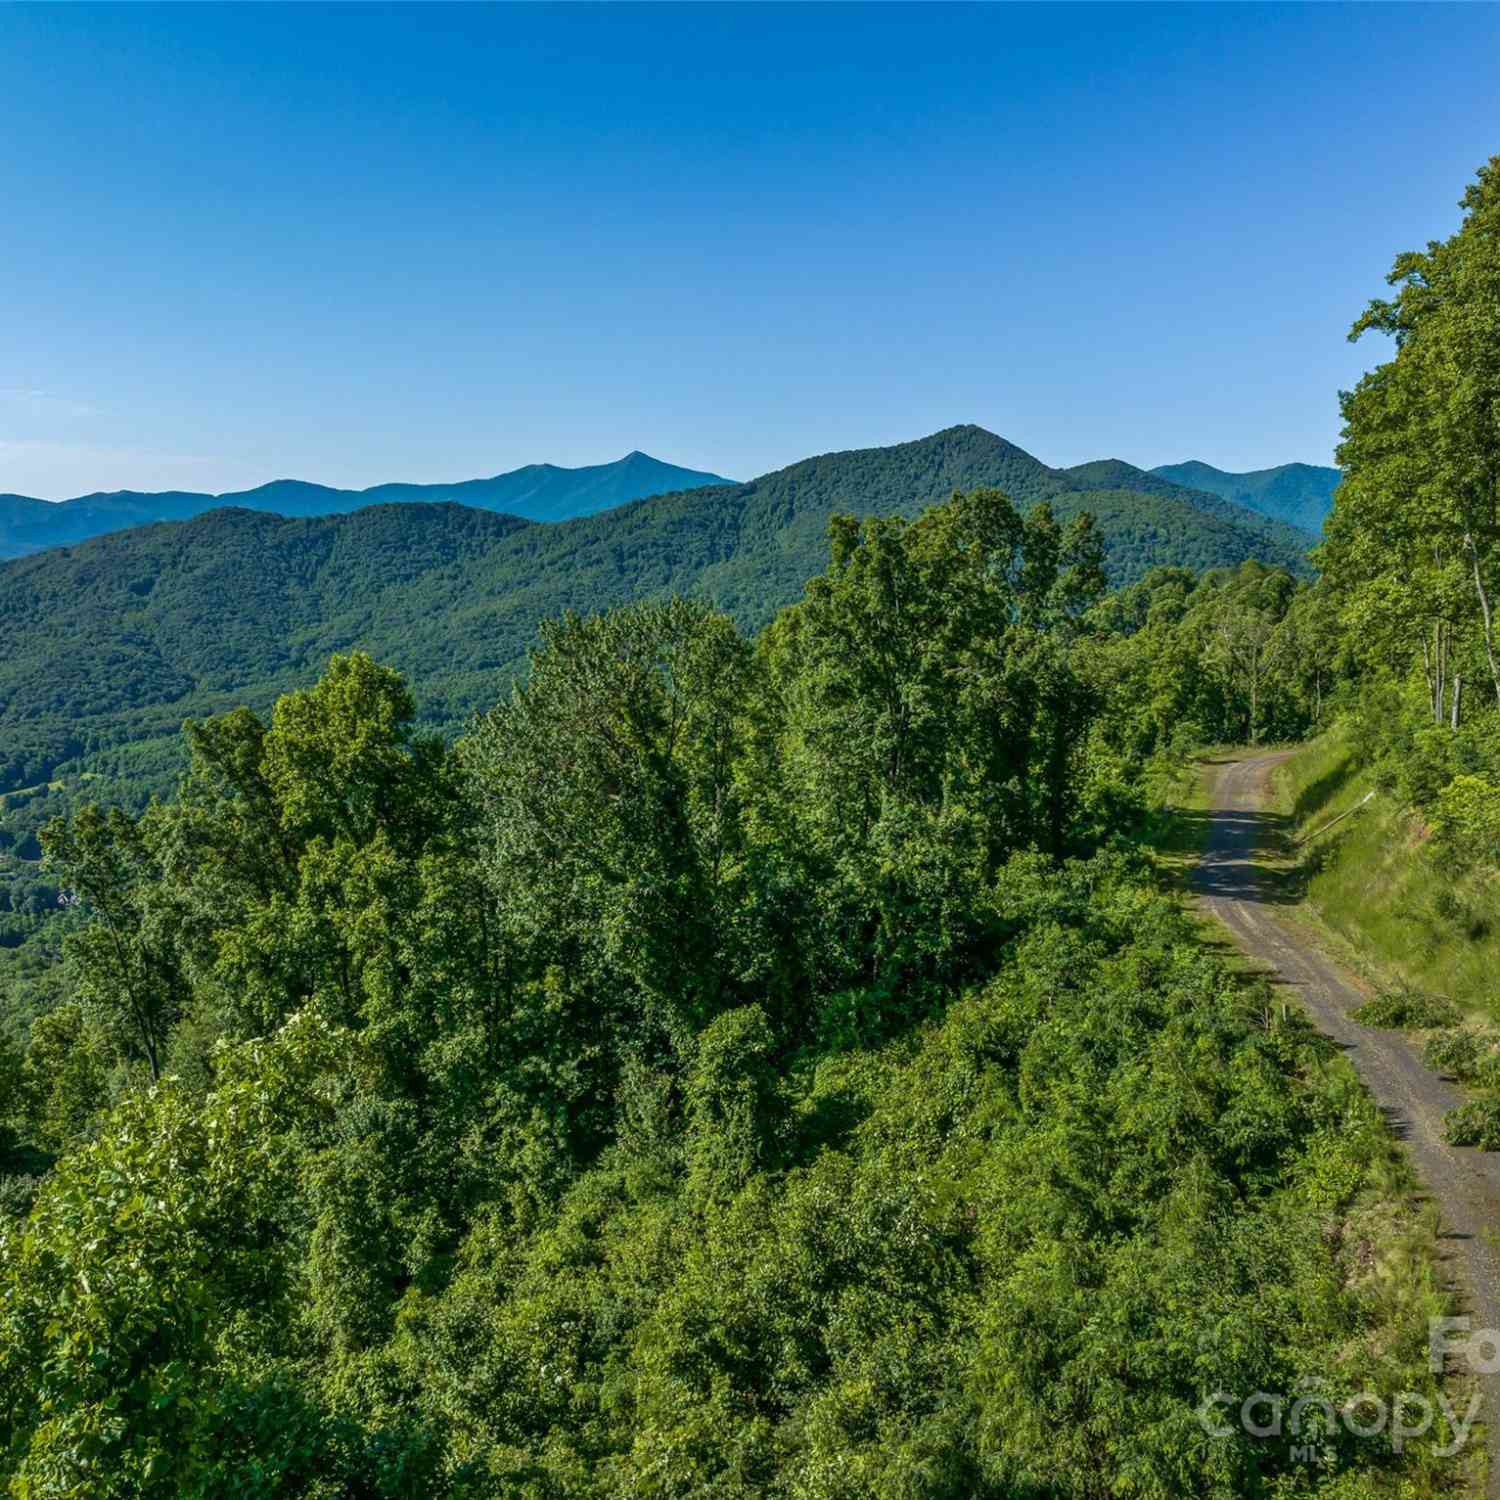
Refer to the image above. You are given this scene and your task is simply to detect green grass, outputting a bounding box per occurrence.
[1272,725,1500,1025]
[1135,748,1220,887]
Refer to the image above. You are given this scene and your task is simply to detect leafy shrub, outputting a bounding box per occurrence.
[1350,985,1460,1030]
[0,1174,40,1218]
[1429,884,1490,939]
[1394,726,1458,806]
[1443,1093,1500,1150]
[1431,773,1500,871]
[1423,1026,1500,1084]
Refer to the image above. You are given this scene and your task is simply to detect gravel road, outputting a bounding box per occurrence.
[1194,750,1500,1496]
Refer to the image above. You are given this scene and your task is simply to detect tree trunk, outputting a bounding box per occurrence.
[1437,621,1447,727]
[1466,534,1500,709]
[1434,621,1441,726]
[1451,672,1463,730]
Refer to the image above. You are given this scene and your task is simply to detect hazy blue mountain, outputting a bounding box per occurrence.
[0,451,735,559]
[1055,457,1322,540]
[1150,460,1340,534]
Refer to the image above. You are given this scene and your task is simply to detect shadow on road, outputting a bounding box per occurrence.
[1183,803,1301,906]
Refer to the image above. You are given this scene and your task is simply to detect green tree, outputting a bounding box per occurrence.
[755,488,1105,1015]
[463,598,758,1148]
[1336,156,1500,711]
[41,806,189,1082]
[684,1004,780,1202]
[18,1003,112,1153]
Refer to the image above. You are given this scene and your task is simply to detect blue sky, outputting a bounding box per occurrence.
[3,3,1498,498]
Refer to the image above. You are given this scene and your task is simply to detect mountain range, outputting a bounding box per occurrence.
[0,424,1319,857]
[0,451,1339,565]
[1150,460,1339,534]
[0,451,736,560]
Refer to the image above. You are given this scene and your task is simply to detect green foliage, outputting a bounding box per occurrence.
[0,1032,52,1219]
[1441,1094,1500,1151]
[1430,773,1500,870]
[684,1005,780,1202]
[1422,1026,1500,1086]
[0,485,1446,1498]
[467,597,754,1043]
[1329,156,1500,722]
[1084,560,1335,785]
[0,1012,447,1497]
[1351,987,1461,1030]
[41,804,192,1081]
[755,491,1105,1012]
[17,1002,112,1153]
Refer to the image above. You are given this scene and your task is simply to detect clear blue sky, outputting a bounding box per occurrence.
[3,3,1497,499]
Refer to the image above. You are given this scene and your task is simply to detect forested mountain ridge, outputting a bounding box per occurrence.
[1152,458,1341,533]
[0,425,1315,821]
[0,449,736,558]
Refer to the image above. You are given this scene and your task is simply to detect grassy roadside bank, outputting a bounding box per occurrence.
[1269,727,1500,1026]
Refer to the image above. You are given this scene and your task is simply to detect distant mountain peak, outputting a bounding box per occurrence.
[0,450,739,559]
[1150,459,1339,534]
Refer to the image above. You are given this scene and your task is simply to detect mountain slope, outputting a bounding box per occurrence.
[0,451,735,558]
[1054,457,1317,557]
[0,426,1315,827]
[1151,459,1340,533]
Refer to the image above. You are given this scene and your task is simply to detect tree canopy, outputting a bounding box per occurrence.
[0,483,1449,1498]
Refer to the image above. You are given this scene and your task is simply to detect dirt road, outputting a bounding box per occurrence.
[1195,751,1500,1495]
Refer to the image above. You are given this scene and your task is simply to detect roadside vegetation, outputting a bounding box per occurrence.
[1267,154,1500,1156]
[1274,725,1500,1019]
[1275,722,1500,1153]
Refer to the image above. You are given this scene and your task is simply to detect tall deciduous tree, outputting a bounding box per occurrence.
[1335,155,1500,711]
[40,806,189,1082]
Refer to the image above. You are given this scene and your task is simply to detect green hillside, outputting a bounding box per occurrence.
[0,426,1314,855]
[1052,456,1316,554]
[1151,459,1340,533]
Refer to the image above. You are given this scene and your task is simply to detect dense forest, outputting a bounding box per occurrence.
[2,157,1498,1497]
[0,485,1444,1496]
